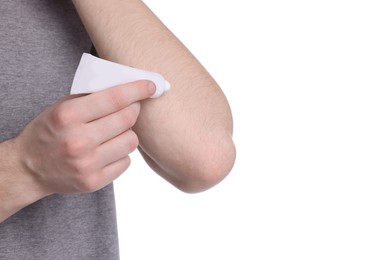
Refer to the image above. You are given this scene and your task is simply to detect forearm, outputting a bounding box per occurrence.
[72,0,236,192]
[0,139,49,223]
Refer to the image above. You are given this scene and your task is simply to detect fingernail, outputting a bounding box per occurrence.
[148,82,156,95]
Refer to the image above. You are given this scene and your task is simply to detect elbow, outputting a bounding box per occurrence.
[176,133,236,194]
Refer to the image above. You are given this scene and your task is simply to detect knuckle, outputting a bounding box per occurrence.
[130,102,141,116]
[121,156,132,170]
[76,175,99,193]
[62,136,89,157]
[71,157,93,176]
[119,106,139,127]
[108,89,128,111]
[127,131,139,152]
[51,103,76,127]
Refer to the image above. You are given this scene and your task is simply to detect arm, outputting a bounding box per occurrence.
[0,139,48,223]
[72,0,236,193]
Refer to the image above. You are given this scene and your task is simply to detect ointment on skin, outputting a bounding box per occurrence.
[71,53,170,98]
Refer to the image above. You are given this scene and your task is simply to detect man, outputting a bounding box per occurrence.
[0,0,236,259]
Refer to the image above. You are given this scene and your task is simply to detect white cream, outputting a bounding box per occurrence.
[70,53,170,98]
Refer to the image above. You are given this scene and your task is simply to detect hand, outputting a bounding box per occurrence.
[14,80,156,194]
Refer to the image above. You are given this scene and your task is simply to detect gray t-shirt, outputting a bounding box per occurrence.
[0,1,120,259]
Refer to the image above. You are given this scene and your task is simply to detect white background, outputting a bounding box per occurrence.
[115,1,390,259]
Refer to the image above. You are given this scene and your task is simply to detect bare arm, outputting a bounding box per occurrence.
[72,0,236,193]
[0,139,48,223]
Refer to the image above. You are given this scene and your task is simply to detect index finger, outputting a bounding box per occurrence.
[67,80,156,122]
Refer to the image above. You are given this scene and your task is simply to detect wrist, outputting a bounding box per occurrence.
[0,138,51,223]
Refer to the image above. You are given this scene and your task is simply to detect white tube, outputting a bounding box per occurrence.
[71,53,170,98]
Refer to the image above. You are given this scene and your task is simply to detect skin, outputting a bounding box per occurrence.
[0,0,236,223]
[0,81,155,223]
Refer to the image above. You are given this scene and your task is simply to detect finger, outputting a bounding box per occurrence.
[93,130,139,168]
[66,80,155,123]
[87,102,140,145]
[85,156,131,192]
[99,156,131,186]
